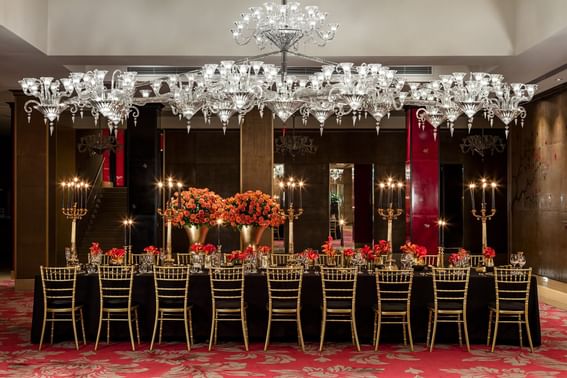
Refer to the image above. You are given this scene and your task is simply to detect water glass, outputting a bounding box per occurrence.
[510,253,519,268]
[517,252,526,268]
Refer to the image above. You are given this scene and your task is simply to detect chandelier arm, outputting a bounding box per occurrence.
[286,50,339,66]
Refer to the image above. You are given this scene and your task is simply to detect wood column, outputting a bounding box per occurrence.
[406,108,439,254]
[240,110,273,246]
[12,91,50,284]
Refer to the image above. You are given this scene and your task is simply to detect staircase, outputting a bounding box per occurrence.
[78,187,128,258]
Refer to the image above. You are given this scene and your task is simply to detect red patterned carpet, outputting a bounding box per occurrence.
[1,278,567,377]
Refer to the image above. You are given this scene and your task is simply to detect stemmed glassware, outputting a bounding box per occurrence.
[510,253,519,268]
[516,251,526,268]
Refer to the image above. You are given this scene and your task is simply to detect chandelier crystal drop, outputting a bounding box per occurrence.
[18,1,537,138]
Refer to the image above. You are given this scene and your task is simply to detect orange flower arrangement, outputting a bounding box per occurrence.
[400,241,427,257]
[172,187,223,227]
[373,240,391,256]
[321,236,336,257]
[223,190,284,228]
[106,248,126,259]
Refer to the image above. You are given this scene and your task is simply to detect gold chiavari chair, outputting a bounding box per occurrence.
[265,267,305,351]
[150,266,193,351]
[426,267,471,352]
[319,267,360,352]
[487,267,533,352]
[469,255,485,267]
[100,254,112,265]
[209,267,249,351]
[422,255,438,267]
[130,253,159,266]
[176,253,192,266]
[317,253,344,267]
[270,253,296,267]
[39,266,86,350]
[95,265,140,351]
[374,269,414,351]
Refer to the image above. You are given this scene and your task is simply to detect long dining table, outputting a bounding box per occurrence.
[31,270,541,347]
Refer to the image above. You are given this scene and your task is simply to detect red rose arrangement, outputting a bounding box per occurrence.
[400,241,427,257]
[359,245,375,261]
[143,245,160,255]
[172,187,224,227]
[89,242,103,256]
[343,248,355,257]
[190,243,217,255]
[223,190,285,228]
[106,248,126,259]
[483,246,496,259]
[227,246,254,262]
[257,245,272,255]
[449,248,470,266]
[373,240,391,256]
[300,248,319,261]
[321,236,336,257]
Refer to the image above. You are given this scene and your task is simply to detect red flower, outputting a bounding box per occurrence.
[202,244,217,255]
[258,245,271,255]
[143,245,160,255]
[89,242,102,256]
[171,187,224,227]
[373,240,391,255]
[105,248,125,259]
[301,248,319,261]
[190,243,204,253]
[400,241,427,257]
[223,191,284,228]
[321,236,336,257]
[343,248,355,257]
[449,253,461,266]
[359,245,375,261]
[483,246,496,258]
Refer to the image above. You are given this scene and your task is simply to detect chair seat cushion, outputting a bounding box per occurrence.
[158,298,187,308]
[47,299,81,309]
[103,298,130,309]
[215,299,245,309]
[325,300,353,309]
[375,302,408,312]
[489,301,526,311]
[427,301,464,311]
[270,299,298,309]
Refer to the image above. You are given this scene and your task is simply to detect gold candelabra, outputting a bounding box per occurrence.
[278,177,305,254]
[60,177,89,264]
[157,177,183,266]
[377,177,404,265]
[469,179,497,251]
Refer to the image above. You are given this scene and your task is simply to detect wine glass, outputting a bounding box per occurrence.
[510,253,519,268]
[517,252,526,268]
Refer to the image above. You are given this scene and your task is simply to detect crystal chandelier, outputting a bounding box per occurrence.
[18,1,537,138]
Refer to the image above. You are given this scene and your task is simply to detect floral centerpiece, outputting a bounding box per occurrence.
[143,245,160,255]
[89,242,103,265]
[358,245,375,262]
[172,187,224,247]
[342,247,356,267]
[483,246,496,267]
[373,240,391,264]
[321,236,337,266]
[227,246,254,265]
[224,190,285,249]
[299,248,319,270]
[106,247,126,265]
[400,241,427,265]
[449,248,470,267]
[190,243,217,255]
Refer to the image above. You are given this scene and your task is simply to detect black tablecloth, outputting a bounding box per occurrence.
[31,272,541,346]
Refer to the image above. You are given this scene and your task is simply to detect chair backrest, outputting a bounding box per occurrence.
[98,265,134,307]
[40,266,78,309]
[375,269,413,311]
[130,253,159,266]
[153,266,190,307]
[266,267,303,306]
[422,255,438,267]
[270,253,295,267]
[317,253,344,267]
[176,253,192,266]
[431,267,470,309]
[493,267,532,310]
[209,267,245,306]
[320,267,358,309]
[469,254,484,267]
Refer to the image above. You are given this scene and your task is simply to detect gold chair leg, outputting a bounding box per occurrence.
[80,309,86,345]
[71,308,80,350]
[429,313,438,352]
[407,314,414,352]
[352,312,360,352]
[319,312,327,352]
[374,312,382,352]
[95,308,103,351]
[241,308,249,352]
[463,312,470,352]
[150,306,159,351]
[297,312,305,352]
[208,310,216,351]
[372,311,378,349]
[158,312,164,345]
[106,313,111,345]
[188,309,194,347]
[127,310,136,351]
[487,310,493,346]
[457,314,463,347]
[402,319,407,347]
[524,313,534,352]
[426,310,432,348]
[214,318,219,347]
[187,309,191,351]
[490,313,500,353]
[518,315,524,348]
[50,313,55,345]
[264,310,272,351]
[134,309,140,345]
[39,309,47,351]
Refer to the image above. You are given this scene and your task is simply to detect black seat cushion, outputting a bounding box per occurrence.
[427,301,464,311]
[375,302,408,312]
[325,300,353,309]
[270,299,298,309]
[158,298,186,308]
[489,301,526,311]
[215,299,245,309]
[103,298,130,309]
[47,299,80,309]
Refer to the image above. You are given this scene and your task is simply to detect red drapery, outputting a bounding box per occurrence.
[115,130,125,187]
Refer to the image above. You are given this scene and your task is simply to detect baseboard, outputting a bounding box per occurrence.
[14,279,35,291]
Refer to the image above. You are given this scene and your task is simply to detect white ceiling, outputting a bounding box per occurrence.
[1,0,566,131]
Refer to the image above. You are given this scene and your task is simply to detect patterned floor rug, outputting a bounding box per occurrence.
[1,278,567,377]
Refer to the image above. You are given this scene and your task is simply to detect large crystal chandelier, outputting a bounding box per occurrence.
[18,1,537,138]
